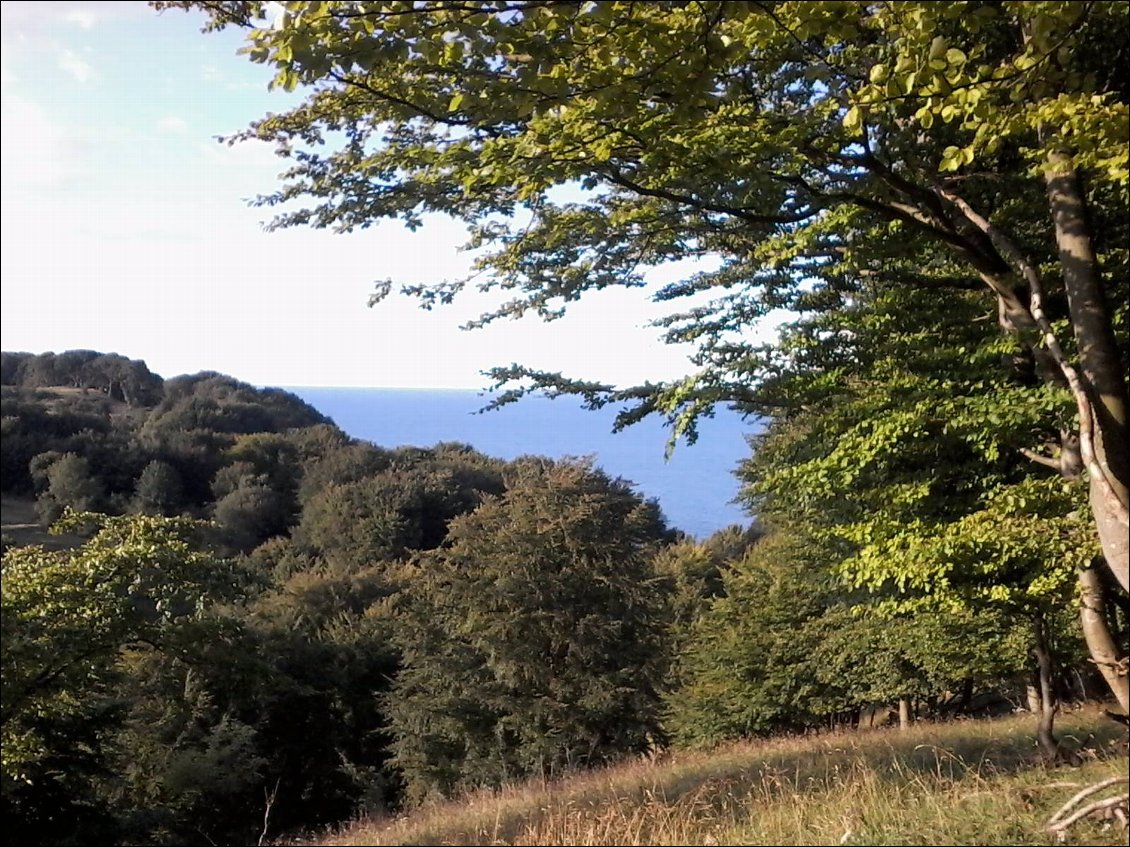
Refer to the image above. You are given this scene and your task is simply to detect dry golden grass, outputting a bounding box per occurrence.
[292,705,1127,847]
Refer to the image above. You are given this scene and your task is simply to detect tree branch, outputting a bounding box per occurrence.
[603,167,816,226]
[1019,447,1064,471]
[936,186,1129,530]
[1047,776,1129,833]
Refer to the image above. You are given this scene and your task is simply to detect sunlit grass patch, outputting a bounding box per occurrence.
[303,706,1127,847]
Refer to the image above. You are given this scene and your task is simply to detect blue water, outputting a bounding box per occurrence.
[288,388,758,539]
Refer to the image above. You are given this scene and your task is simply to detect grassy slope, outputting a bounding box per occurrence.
[299,707,1127,847]
[0,496,83,550]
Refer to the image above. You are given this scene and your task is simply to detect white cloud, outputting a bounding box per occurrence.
[57,47,91,82]
[158,114,188,133]
[1,2,143,39]
[0,94,75,187]
[63,9,97,29]
[198,137,279,169]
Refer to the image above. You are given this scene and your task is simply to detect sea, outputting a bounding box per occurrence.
[288,388,760,539]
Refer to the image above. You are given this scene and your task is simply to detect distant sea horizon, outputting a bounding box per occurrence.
[286,387,759,539]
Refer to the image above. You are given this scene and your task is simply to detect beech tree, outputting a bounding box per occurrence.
[1,512,250,841]
[664,524,1040,746]
[160,1,1128,593]
[736,272,1126,747]
[387,458,671,799]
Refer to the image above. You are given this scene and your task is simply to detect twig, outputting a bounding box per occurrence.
[1049,795,1129,832]
[259,778,281,847]
[1019,447,1063,471]
[1047,775,1129,833]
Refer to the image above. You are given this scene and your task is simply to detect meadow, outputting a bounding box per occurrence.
[304,707,1128,847]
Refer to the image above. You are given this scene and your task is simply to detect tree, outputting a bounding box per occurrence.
[143,373,328,439]
[132,459,186,516]
[293,447,504,566]
[663,526,839,746]
[730,272,1128,757]
[387,457,672,800]
[665,520,1060,746]
[237,563,403,830]
[161,1,1128,593]
[652,523,761,669]
[212,471,290,551]
[1,512,250,843]
[36,452,105,523]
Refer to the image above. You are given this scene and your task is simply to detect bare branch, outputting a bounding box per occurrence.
[1047,776,1129,833]
[603,167,815,226]
[1019,447,1064,471]
[258,778,281,847]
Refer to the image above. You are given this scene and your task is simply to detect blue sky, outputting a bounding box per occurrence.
[0,1,764,389]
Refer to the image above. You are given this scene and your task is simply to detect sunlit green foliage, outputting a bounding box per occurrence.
[739,281,1095,617]
[1,512,251,843]
[157,1,1126,431]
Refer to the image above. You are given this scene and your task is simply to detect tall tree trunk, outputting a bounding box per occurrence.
[1031,616,1060,760]
[959,677,974,711]
[1078,561,1130,714]
[898,697,911,731]
[1045,154,1130,593]
[936,179,1128,590]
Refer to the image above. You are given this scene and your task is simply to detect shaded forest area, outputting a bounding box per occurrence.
[2,349,1125,845]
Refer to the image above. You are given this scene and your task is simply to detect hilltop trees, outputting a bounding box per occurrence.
[162,0,1128,594]
[1,351,163,406]
[1,356,342,526]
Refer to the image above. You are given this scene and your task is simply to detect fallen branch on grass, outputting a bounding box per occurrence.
[1046,776,1129,835]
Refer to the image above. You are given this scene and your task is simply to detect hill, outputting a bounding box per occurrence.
[305,708,1128,847]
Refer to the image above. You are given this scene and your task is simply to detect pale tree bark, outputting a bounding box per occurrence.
[1031,616,1061,761]
[936,184,1130,594]
[1044,153,1130,594]
[1026,680,1042,714]
[897,697,911,731]
[1057,436,1128,717]
[1077,561,1130,714]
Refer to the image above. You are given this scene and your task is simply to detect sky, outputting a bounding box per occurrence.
[0,1,760,390]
